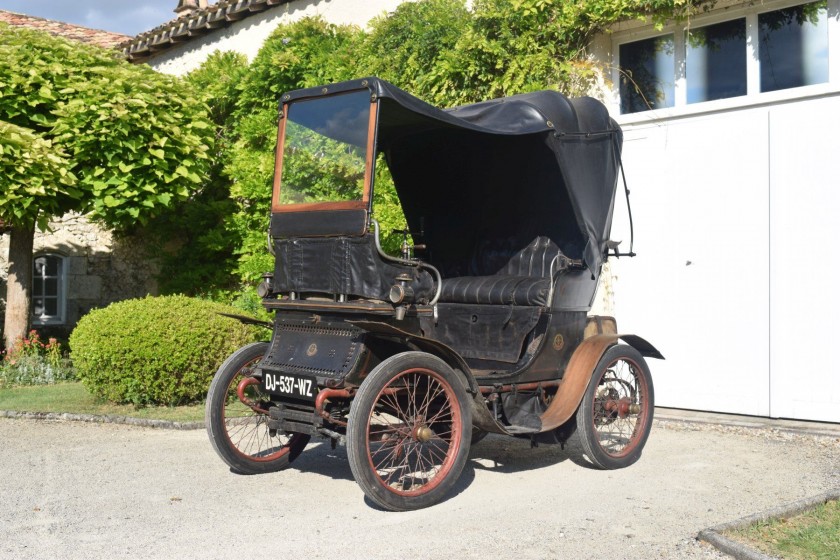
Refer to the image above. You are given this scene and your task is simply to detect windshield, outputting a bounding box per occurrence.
[275,90,373,208]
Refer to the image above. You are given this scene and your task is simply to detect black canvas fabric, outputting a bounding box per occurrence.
[283,78,623,277]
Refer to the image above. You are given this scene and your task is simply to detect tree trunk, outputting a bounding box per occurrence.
[3,224,35,350]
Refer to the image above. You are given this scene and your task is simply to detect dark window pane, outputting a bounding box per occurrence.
[759,1,828,92]
[45,256,58,276]
[45,278,58,296]
[33,277,44,297]
[619,35,675,114]
[687,19,747,103]
[44,297,58,316]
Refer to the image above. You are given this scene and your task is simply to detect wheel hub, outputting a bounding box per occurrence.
[603,397,641,418]
[413,425,433,443]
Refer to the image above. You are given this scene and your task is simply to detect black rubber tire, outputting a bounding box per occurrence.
[346,351,472,511]
[573,344,654,470]
[206,342,310,475]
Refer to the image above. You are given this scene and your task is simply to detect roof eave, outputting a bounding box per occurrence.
[124,0,292,61]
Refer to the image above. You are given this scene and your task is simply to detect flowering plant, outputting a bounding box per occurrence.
[1,330,74,387]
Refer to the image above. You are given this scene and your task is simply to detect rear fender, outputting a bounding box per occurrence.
[539,333,662,432]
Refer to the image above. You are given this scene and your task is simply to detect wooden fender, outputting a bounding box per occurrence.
[538,333,663,432]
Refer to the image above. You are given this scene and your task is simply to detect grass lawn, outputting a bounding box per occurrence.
[0,382,205,423]
[726,499,840,560]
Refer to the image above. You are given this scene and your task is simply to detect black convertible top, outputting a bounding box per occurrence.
[284,77,623,275]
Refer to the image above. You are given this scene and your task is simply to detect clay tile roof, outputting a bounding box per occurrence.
[123,0,292,62]
[0,10,131,49]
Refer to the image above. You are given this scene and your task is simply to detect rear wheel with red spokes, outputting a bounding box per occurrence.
[206,342,310,475]
[346,352,472,511]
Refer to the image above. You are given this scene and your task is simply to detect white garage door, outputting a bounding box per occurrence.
[612,95,840,422]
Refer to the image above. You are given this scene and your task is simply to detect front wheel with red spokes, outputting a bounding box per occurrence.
[573,344,654,469]
[346,352,472,511]
[206,342,310,475]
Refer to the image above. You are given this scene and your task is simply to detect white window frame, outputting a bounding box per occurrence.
[609,0,840,124]
[31,253,66,326]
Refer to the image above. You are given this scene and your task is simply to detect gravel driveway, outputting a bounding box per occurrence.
[1,416,838,560]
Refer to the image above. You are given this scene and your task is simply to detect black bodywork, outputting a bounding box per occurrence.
[256,77,652,439]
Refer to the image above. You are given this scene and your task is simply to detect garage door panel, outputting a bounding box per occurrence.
[615,112,770,416]
[769,96,840,422]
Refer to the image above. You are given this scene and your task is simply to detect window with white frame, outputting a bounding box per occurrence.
[617,0,830,114]
[759,3,829,91]
[686,18,747,103]
[32,254,65,325]
[619,34,676,112]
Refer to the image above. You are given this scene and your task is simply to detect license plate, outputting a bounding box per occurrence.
[262,371,316,401]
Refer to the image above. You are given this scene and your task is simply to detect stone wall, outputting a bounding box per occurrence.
[0,213,159,340]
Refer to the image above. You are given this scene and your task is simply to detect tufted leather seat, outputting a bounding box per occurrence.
[438,236,566,306]
[439,275,551,306]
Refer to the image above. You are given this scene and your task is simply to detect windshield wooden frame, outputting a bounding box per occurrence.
[271,91,377,214]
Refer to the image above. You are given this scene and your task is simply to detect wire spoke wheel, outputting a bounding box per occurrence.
[574,345,654,469]
[368,370,457,494]
[347,352,471,511]
[206,343,309,474]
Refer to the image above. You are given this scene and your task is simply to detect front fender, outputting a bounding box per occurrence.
[348,320,480,395]
[539,333,663,432]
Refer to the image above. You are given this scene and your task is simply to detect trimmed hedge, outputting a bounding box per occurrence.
[70,295,263,406]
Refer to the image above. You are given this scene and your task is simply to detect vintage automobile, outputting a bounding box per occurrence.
[205,77,663,511]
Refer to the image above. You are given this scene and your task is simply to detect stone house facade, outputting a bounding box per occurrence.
[0,215,160,340]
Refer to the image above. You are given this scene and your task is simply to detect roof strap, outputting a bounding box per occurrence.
[611,132,636,258]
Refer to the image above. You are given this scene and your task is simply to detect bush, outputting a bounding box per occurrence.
[0,330,75,388]
[69,295,263,406]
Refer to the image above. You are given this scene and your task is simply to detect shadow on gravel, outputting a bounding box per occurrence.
[466,432,596,473]
[360,467,478,511]
[270,432,596,510]
[287,441,356,481]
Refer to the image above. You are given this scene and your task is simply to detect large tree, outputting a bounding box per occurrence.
[0,24,212,348]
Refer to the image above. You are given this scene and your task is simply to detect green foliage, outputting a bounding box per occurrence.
[195,284,273,323]
[69,295,261,406]
[362,0,471,100]
[226,18,363,281]
[0,24,213,231]
[422,0,714,104]
[187,50,249,130]
[145,51,249,295]
[0,329,75,388]
[0,121,78,230]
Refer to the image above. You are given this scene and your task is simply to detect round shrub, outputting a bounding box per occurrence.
[70,295,263,406]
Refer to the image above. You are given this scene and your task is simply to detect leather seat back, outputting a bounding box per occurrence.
[471,236,564,278]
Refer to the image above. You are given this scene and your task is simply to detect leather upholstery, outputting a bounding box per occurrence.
[439,276,551,306]
[439,236,565,306]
